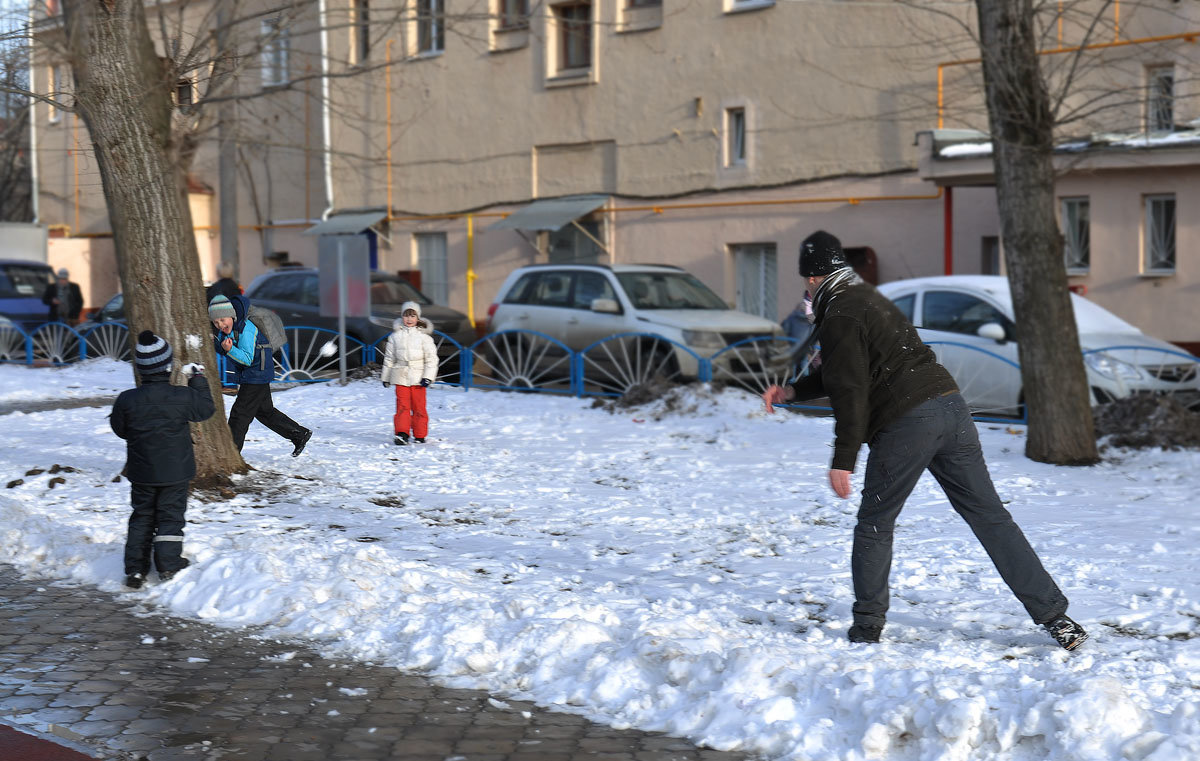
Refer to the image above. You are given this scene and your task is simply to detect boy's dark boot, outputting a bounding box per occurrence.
[1043,615,1088,651]
[291,428,312,457]
[848,623,883,643]
[125,573,145,589]
[394,432,409,446]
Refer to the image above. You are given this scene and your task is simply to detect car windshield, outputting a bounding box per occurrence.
[370,277,430,306]
[615,272,728,310]
[0,264,52,299]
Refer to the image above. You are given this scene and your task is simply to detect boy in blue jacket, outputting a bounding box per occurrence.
[208,294,311,457]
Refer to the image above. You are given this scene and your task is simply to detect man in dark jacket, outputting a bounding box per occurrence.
[205,261,242,305]
[764,231,1088,651]
[110,331,215,589]
[208,294,311,456]
[41,268,84,325]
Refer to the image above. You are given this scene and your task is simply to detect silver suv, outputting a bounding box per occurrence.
[484,263,782,379]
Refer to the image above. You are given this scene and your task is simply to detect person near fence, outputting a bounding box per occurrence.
[42,267,84,325]
[208,294,312,457]
[110,331,214,589]
[205,261,242,305]
[762,230,1088,651]
[381,301,438,445]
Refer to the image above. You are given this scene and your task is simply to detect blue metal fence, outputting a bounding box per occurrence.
[4,320,1197,423]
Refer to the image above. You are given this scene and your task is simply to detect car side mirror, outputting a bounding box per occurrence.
[591,298,621,314]
[977,322,1007,342]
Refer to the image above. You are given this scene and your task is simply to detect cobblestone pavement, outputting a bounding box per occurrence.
[0,565,753,761]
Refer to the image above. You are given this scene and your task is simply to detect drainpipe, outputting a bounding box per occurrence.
[318,0,334,220]
[26,0,40,224]
[943,186,954,275]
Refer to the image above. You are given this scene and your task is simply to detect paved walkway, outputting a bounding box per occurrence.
[0,565,752,761]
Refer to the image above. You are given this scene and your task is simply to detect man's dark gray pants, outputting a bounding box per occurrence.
[851,393,1068,628]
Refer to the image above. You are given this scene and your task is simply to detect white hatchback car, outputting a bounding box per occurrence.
[877,275,1200,416]
[484,263,782,381]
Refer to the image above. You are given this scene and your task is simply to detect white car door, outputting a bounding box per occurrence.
[917,289,1023,416]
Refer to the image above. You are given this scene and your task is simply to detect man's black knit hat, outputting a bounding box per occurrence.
[135,330,174,376]
[799,230,848,277]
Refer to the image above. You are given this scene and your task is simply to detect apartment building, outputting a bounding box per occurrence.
[27,0,1200,349]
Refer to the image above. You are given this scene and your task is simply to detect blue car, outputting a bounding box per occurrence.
[0,259,54,330]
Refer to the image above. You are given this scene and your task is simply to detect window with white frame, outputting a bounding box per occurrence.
[1144,194,1175,273]
[732,243,777,320]
[415,232,449,304]
[261,18,290,86]
[47,64,66,123]
[499,0,529,28]
[417,0,445,54]
[725,107,746,167]
[1061,197,1089,273]
[554,1,592,71]
[1147,65,1174,133]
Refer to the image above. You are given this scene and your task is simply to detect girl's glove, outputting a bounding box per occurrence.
[420,378,431,387]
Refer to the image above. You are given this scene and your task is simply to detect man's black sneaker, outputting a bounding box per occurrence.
[291,428,312,457]
[848,623,883,643]
[414,438,426,444]
[1043,615,1089,651]
[394,433,409,446]
[124,573,145,589]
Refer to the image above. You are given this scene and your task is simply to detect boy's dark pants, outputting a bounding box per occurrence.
[124,481,190,575]
[228,382,304,451]
[851,393,1068,628]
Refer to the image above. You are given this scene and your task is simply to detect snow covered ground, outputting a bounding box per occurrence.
[1,360,1198,761]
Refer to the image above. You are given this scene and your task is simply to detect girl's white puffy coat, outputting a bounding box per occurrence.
[381,318,438,386]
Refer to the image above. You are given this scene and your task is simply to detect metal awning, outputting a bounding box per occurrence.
[303,211,388,236]
[488,195,608,232]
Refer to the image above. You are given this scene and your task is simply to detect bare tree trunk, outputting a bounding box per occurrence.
[973,0,1098,466]
[61,0,247,482]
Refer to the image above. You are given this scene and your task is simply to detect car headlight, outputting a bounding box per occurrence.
[1085,352,1147,381]
[681,329,725,349]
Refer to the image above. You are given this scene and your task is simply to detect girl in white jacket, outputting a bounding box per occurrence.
[381,301,439,444]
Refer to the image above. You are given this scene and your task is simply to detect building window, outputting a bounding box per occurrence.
[548,218,604,263]
[417,0,445,54]
[732,243,777,320]
[175,78,194,109]
[1144,194,1175,273]
[261,18,290,86]
[47,64,68,124]
[415,233,449,305]
[1061,198,1089,273]
[499,0,529,28]
[355,0,370,62]
[627,0,661,6]
[555,2,592,71]
[1147,65,1174,133]
[725,107,746,167]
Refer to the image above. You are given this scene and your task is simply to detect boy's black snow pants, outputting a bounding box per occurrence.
[228,382,305,451]
[124,481,190,575]
[850,393,1069,628]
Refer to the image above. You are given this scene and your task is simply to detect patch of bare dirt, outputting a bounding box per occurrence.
[1094,395,1200,450]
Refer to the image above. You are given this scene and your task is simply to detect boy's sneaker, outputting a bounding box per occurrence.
[292,428,312,457]
[848,623,883,643]
[1043,615,1088,651]
[124,573,145,589]
[394,433,409,446]
[414,438,426,444]
[159,570,179,582]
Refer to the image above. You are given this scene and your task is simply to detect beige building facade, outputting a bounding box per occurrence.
[26,0,1200,351]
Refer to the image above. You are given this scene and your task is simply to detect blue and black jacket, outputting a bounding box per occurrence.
[212,294,275,384]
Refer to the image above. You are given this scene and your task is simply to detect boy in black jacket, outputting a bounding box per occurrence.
[764,231,1087,651]
[110,331,215,589]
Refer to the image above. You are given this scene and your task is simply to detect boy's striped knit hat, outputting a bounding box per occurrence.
[208,294,237,321]
[135,330,174,376]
